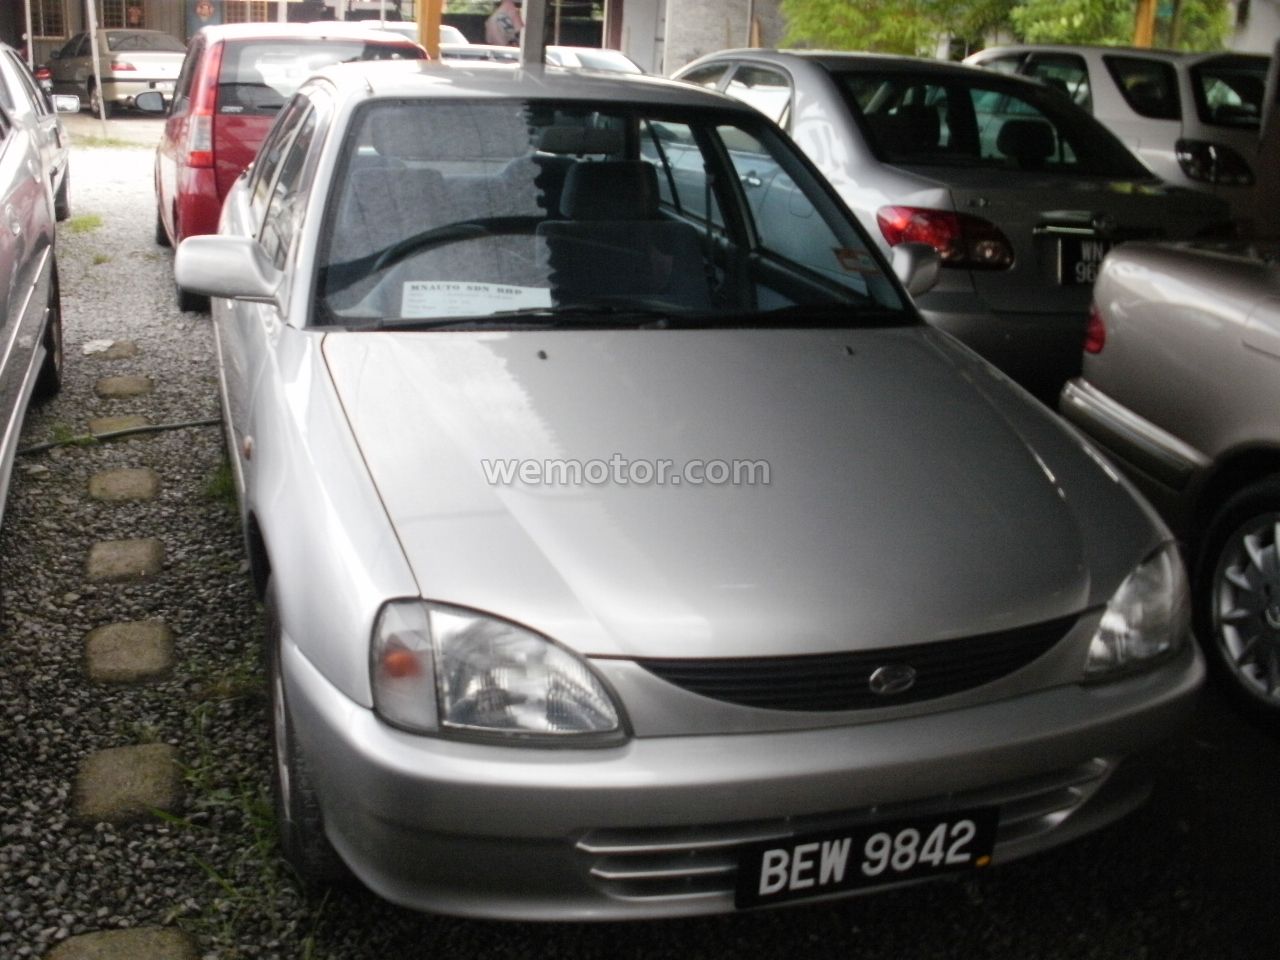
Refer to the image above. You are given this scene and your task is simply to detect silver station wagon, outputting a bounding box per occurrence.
[175,60,1202,920]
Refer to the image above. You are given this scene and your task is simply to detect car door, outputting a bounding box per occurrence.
[216,94,324,490]
[0,92,54,507]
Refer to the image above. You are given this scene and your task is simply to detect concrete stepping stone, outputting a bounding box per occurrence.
[86,539,164,582]
[73,744,182,823]
[88,468,160,502]
[85,621,173,683]
[88,415,150,437]
[94,376,153,399]
[47,927,196,960]
[82,339,140,360]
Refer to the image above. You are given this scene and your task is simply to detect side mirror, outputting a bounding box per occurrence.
[133,90,166,114]
[175,235,284,309]
[891,242,941,297]
[52,95,80,114]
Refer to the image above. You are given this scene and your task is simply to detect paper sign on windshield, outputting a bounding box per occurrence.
[401,282,553,319]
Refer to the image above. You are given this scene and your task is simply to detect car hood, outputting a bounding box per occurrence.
[322,326,1159,659]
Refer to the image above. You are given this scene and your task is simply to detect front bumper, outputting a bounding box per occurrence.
[284,633,1203,920]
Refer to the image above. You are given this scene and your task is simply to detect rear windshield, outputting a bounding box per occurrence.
[1190,54,1269,129]
[106,31,186,53]
[834,70,1151,178]
[218,39,425,115]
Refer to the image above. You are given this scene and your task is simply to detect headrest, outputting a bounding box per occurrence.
[869,105,940,156]
[560,161,659,221]
[997,119,1055,164]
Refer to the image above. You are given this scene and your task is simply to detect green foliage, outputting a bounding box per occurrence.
[781,0,1231,54]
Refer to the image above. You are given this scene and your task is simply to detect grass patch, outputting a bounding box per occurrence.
[67,214,103,234]
[71,135,148,149]
[92,253,111,265]
[49,422,96,447]
[204,460,238,509]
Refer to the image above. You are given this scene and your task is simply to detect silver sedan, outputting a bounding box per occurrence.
[175,60,1201,920]
[673,50,1231,401]
[1061,239,1280,728]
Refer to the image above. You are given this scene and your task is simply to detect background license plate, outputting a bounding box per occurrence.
[1059,236,1110,285]
[152,81,174,92]
[735,807,998,908]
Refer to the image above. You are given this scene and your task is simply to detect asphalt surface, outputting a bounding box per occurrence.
[0,113,1277,960]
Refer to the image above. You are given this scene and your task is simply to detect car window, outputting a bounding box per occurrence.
[260,107,320,271]
[1190,55,1269,129]
[170,37,202,113]
[1025,54,1092,111]
[218,39,424,116]
[679,63,730,89]
[249,96,314,223]
[838,71,1149,177]
[4,52,50,116]
[1103,56,1180,121]
[316,98,904,327]
[725,64,792,126]
[105,31,186,53]
[58,35,85,58]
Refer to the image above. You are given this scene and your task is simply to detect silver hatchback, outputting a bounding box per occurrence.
[175,59,1202,920]
[674,50,1231,400]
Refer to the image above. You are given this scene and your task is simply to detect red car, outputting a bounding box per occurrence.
[147,22,425,310]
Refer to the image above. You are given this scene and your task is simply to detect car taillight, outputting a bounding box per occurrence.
[185,41,223,170]
[109,59,137,72]
[1084,302,1106,354]
[876,206,1014,269]
[34,66,51,81]
[1175,139,1255,186]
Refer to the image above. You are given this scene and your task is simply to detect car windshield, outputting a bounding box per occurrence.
[316,98,906,329]
[1191,55,1269,129]
[105,31,186,53]
[834,70,1151,178]
[219,40,425,114]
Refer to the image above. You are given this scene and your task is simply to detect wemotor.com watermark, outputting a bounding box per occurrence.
[481,454,771,487]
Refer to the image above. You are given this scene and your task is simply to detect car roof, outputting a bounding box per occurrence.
[968,43,1269,67]
[311,58,752,109]
[192,21,426,45]
[686,48,1003,80]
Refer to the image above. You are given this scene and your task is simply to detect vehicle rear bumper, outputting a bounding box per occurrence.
[102,78,175,105]
[919,300,1085,403]
[284,632,1203,920]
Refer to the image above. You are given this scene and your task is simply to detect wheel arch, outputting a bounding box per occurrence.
[1192,447,1280,549]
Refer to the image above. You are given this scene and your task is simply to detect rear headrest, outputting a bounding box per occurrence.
[560,161,659,221]
[869,105,940,156]
[997,119,1055,164]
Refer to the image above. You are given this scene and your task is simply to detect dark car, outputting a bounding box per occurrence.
[0,41,74,527]
[142,21,425,311]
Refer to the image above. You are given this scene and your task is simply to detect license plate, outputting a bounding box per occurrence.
[1059,236,1110,285]
[735,807,998,909]
[151,81,174,93]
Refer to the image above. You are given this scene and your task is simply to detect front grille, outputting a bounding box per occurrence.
[634,614,1077,711]
[577,758,1112,904]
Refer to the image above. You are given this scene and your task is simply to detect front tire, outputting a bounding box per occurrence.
[265,584,348,886]
[54,169,70,222]
[155,206,170,247]
[1195,477,1280,730]
[177,284,209,313]
[34,263,63,401]
[87,82,113,118]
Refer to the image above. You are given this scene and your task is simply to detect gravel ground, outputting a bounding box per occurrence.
[1,129,1278,960]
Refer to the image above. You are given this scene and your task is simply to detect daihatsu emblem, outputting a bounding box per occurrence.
[868,664,917,696]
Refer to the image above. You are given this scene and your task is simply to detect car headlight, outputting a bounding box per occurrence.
[1085,543,1189,677]
[371,600,623,742]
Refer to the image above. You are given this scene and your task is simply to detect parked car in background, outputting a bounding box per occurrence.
[365,20,470,45]
[673,50,1232,401]
[49,28,186,116]
[438,43,643,73]
[0,41,73,528]
[965,44,1277,236]
[142,21,426,311]
[0,45,77,220]
[174,58,1201,919]
[1060,239,1280,727]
